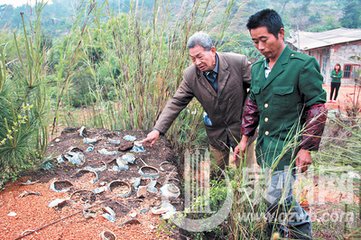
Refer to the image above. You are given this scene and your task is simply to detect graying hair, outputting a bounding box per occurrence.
[187,32,213,50]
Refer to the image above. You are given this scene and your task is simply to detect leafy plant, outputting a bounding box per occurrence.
[0,2,49,188]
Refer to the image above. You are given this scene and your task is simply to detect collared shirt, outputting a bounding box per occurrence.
[264,58,271,79]
[264,46,286,79]
[204,54,219,92]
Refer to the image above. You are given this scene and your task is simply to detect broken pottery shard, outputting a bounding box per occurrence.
[117,141,134,152]
[83,137,100,144]
[129,210,137,218]
[64,151,85,166]
[108,158,128,172]
[119,165,129,171]
[50,180,73,193]
[132,178,141,189]
[56,155,65,163]
[140,208,149,214]
[18,191,41,198]
[20,179,39,185]
[48,198,68,208]
[162,207,177,220]
[79,126,88,137]
[68,146,83,152]
[160,183,180,200]
[121,153,136,164]
[7,211,17,217]
[108,180,132,198]
[100,230,117,240]
[73,169,98,184]
[92,186,107,194]
[108,138,121,145]
[151,201,176,215]
[159,161,177,172]
[83,161,107,172]
[83,209,97,219]
[112,165,120,171]
[138,166,160,179]
[119,218,141,228]
[116,157,129,170]
[40,159,54,170]
[123,135,137,141]
[85,144,94,152]
[103,206,116,216]
[102,206,116,222]
[98,148,118,156]
[147,180,158,193]
[70,190,96,204]
[151,201,176,220]
[99,181,107,186]
[108,159,118,171]
[130,141,145,153]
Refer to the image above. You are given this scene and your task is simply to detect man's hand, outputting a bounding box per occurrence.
[296,149,312,173]
[233,135,249,165]
[139,130,160,147]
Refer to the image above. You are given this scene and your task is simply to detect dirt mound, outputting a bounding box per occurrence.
[0,128,181,240]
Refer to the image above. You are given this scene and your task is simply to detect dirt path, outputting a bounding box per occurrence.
[323,84,361,112]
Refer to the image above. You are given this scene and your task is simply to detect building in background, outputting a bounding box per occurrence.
[287,28,361,85]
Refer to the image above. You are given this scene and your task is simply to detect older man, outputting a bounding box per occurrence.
[141,31,254,174]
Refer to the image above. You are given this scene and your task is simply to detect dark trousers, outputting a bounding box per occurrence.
[330,82,341,100]
[264,170,312,239]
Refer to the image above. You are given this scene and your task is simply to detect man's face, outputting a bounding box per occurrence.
[250,26,284,61]
[189,45,216,72]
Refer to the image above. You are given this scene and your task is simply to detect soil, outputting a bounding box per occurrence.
[0,128,181,240]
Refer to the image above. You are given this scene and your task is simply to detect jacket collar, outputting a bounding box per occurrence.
[261,46,292,90]
[196,52,230,97]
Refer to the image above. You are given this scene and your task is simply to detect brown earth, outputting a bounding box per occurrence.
[0,128,181,240]
[323,84,361,112]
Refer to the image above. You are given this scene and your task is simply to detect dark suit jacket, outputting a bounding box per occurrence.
[154,52,251,150]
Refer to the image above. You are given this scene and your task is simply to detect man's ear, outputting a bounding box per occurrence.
[211,46,216,53]
[279,28,285,40]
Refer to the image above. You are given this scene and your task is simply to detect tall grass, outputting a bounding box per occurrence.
[50,0,238,153]
[0,2,49,187]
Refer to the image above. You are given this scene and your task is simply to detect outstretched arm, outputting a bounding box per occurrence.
[140,75,194,146]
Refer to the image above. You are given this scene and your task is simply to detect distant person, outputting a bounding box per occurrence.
[329,63,343,102]
[140,31,255,175]
[234,9,327,239]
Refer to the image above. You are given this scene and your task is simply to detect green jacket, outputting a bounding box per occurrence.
[331,69,342,83]
[249,46,326,170]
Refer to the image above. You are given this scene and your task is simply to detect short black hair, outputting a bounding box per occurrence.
[246,9,284,38]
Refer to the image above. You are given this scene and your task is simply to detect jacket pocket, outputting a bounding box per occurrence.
[274,86,294,96]
[272,86,296,111]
